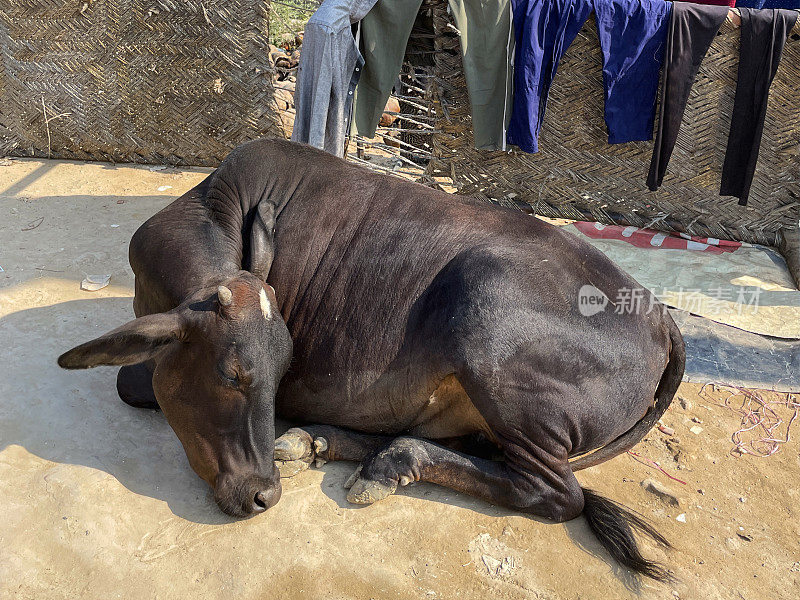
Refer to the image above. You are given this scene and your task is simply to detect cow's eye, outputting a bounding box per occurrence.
[218,367,240,387]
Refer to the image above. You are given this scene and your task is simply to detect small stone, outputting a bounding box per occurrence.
[739,497,746,503]
[691,417,703,424]
[676,513,687,523]
[737,532,753,542]
[658,424,675,436]
[690,425,704,435]
[664,438,684,462]
[641,478,682,507]
[679,396,693,411]
[698,489,705,495]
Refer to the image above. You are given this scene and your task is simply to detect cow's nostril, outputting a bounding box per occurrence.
[253,491,269,510]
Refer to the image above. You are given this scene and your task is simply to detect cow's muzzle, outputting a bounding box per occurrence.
[214,464,282,517]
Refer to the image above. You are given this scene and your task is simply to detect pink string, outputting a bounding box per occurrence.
[699,383,800,458]
[627,450,687,485]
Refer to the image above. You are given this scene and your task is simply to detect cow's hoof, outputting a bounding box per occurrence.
[275,428,330,477]
[343,465,362,489]
[346,477,397,505]
[275,458,312,478]
[274,428,313,461]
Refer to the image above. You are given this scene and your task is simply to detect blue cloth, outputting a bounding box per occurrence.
[508,0,672,153]
[508,0,594,153]
[595,0,672,144]
[737,1,800,9]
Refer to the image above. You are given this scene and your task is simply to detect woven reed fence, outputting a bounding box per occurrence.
[3,0,796,248]
[0,0,284,166]
[423,3,800,246]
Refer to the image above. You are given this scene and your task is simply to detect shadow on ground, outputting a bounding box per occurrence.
[2,297,656,588]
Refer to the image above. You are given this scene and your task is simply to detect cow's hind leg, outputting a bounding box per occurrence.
[346,435,584,522]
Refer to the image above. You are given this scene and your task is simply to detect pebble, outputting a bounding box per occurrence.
[725,537,741,550]
[658,424,675,436]
[739,497,746,503]
[679,396,693,411]
[641,478,683,507]
[676,513,687,523]
[690,425,704,435]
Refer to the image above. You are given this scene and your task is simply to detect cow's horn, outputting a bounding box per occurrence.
[217,285,233,306]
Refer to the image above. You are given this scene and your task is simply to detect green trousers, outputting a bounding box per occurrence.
[352,0,514,151]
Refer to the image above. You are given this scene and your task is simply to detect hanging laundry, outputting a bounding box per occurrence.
[352,0,514,151]
[594,0,672,144]
[447,0,515,150]
[507,0,594,154]
[291,0,379,157]
[351,0,424,140]
[508,0,672,154]
[720,7,798,205]
[647,2,729,191]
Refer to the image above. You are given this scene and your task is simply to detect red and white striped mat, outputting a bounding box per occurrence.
[572,221,742,254]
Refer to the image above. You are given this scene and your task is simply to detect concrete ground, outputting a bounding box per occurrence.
[1,158,799,599]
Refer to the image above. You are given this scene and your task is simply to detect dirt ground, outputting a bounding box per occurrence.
[1,158,799,600]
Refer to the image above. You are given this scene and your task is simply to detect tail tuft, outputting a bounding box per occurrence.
[582,488,674,582]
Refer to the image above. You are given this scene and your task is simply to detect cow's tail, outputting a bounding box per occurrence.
[580,488,673,581]
[572,316,685,581]
[569,315,685,472]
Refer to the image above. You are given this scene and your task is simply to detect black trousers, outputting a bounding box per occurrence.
[720,8,798,205]
[647,2,729,192]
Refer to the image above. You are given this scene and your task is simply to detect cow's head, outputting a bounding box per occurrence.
[57,271,292,517]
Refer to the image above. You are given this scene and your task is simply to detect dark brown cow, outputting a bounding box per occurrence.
[59,139,684,581]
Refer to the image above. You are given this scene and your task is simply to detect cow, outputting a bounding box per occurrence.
[59,139,684,581]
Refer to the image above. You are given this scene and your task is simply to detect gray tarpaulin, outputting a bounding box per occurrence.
[670,310,800,393]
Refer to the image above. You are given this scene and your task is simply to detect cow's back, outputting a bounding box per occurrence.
[267,162,667,434]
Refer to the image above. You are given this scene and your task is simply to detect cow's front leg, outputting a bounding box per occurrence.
[273,425,391,478]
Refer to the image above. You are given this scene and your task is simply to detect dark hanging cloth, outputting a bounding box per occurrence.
[647,2,729,191]
[719,8,798,205]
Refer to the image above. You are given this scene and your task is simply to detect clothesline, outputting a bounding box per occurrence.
[291,0,799,208]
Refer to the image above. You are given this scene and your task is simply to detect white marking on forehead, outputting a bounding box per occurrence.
[259,288,272,320]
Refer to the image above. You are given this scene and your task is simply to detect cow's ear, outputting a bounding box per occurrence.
[246,201,275,281]
[58,312,186,369]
